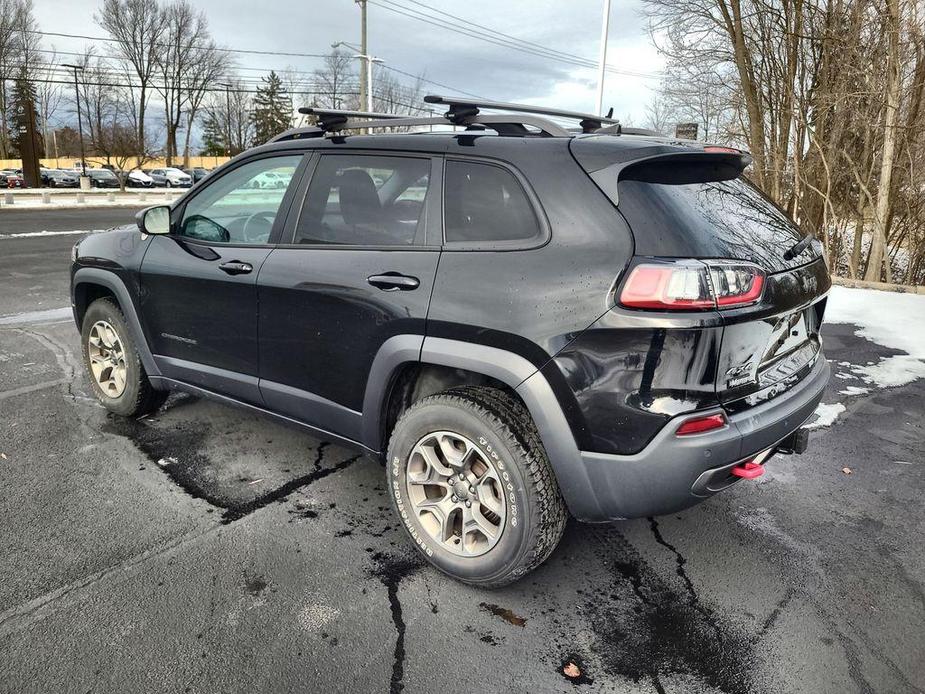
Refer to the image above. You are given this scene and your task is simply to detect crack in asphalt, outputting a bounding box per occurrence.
[370,552,424,694]
[647,517,724,643]
[220,449,359,524]
[580,526,757,694]
[758,588,795,637]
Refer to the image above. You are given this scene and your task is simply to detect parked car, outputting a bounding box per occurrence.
[146,167,192,188]
[86,169,120,189]
[247,171,289,189]
[69,96,830,587]
[182,167,210,184]
[124,170,154,188]
[42,169,80,188]
[0,170,25,188]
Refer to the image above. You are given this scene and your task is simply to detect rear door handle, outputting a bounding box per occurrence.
[367,273,420,291]
[219,260,253,275]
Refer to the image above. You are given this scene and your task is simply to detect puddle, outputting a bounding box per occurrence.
[103,401,360,524]
[576,526,758,694]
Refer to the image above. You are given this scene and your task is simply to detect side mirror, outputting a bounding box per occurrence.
[136,205,171,235]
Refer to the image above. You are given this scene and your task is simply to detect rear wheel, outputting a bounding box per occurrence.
[81,298,166,417]
[386,386,567,587]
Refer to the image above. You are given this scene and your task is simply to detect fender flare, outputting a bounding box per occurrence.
[72,267,161,378]
[361,335,602,519]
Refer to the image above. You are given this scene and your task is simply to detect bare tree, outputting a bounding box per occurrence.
[311,50,358,111]
[96,0,167,159]
[180,43,227,166]
[154,0,216,165]
[201,78,253,156]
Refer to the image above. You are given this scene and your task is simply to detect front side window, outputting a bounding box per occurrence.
[293,154,431,246]
[179,155,302,245]
[443,160,539,245]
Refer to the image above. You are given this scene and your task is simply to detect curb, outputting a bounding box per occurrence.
[831,276,925,295]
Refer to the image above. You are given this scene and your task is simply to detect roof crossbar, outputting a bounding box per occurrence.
[424,94,620,134]
[270,113,572,142]
[268,96,632,143]
[297,107,404,131]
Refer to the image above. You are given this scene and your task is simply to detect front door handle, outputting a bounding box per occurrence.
[219,260,253,275]
[367,273,420,291]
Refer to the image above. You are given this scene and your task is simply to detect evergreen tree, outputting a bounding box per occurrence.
[251,71,291,144]
[200,112,226,157]
[8,73,42,158]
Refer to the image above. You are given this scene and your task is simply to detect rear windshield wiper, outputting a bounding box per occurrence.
[783,233,814,261]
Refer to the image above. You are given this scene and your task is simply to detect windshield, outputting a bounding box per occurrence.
[618,162,819,273]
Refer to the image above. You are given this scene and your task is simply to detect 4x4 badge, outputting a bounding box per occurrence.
[725,362,754,388]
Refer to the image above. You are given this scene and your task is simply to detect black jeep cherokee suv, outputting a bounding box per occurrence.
[70,98,830,586]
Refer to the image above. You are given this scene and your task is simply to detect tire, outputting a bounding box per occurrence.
[386,386,568,587]
[81,298,167,417]
[165,180,172,188]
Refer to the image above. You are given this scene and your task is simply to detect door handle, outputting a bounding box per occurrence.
[219,260,253,275]
[367,273,420,291]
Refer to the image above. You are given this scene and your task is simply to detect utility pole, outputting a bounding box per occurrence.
[357,0,368,112]
[218,82,232,156]
[594,0,611,117]
[62,63,88,185]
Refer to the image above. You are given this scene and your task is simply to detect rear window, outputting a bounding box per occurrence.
[618,162,817,272]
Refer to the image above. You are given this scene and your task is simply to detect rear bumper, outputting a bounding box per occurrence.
[570,356,830,521]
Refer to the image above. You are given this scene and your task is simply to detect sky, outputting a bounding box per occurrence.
[32,0,664,130]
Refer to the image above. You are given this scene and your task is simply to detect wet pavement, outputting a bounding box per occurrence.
[0,210,923,693]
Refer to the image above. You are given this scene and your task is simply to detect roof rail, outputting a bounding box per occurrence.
[424,94,620,134]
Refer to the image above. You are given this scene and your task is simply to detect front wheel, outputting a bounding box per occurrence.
[165,180,172,188]
[386,386,567,587]
[81,298,167,417]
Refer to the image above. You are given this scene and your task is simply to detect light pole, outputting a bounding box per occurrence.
[357,54,384,112]
[594,0,612,117]
[356,0,368,113]
[61,63,87,181]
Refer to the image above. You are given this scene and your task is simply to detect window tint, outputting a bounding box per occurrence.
[294,155,431,246]
[443,160,539,244]
[618,162,816,272]
[180,155,301,245]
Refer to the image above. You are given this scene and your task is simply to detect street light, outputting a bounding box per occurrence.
[61,63,87,181]
[359,55,384,113]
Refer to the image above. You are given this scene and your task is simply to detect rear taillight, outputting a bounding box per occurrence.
[620,261,764,311]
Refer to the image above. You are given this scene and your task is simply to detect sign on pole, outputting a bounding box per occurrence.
[675,122,699,140]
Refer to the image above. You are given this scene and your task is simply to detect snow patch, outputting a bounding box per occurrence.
[805,402,846,430]
[838,385,870,396]
[825,286,925,388]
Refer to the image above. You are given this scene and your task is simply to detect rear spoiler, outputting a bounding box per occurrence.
[570,139,752,206]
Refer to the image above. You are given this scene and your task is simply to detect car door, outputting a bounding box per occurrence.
[257,151,442,442]
[139,152,308,405]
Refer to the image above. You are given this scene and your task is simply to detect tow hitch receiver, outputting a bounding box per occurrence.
[730,461,765,479]
[777,427,810,455]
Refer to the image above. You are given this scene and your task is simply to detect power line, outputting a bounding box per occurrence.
[30,30,332,59]
[368,0,661,79]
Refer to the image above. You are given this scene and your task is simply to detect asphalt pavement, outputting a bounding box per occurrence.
[0,207,923,693]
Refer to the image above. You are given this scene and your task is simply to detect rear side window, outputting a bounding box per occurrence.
[293,154,431,246]
[443,160,539,245]
[618,162,815,272]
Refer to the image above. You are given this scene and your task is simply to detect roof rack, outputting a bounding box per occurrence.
[423,95,620,134]
[268,95,629,143]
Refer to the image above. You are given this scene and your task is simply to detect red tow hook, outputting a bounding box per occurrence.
[730,461,765,479]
